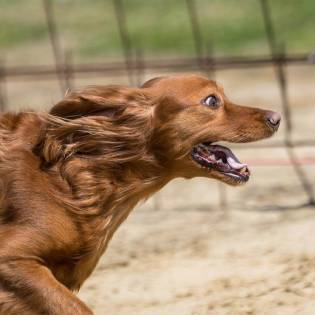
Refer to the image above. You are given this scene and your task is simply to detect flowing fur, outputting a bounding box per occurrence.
[0,74,279,314]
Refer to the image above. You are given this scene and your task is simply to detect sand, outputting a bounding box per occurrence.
[78,205,315,315]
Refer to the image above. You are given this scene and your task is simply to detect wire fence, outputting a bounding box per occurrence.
[0,0,314,210]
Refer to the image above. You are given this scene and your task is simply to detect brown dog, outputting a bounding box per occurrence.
[0,74,280,314]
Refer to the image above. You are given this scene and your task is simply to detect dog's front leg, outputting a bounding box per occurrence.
[0,259,93,315]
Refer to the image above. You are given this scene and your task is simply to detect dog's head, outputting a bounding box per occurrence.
[48,74,280,186]
[143,74,281,185]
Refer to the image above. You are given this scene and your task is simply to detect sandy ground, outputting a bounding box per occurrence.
[78,205,315,315]
[5,65,315,314]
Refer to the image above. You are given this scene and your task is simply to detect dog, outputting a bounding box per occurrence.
[0,74,280,314]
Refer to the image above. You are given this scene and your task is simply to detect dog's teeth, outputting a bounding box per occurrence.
[217,159,222,164]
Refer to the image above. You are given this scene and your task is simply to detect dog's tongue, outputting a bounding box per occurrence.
[227,156,247,170]
[211,144,247,170]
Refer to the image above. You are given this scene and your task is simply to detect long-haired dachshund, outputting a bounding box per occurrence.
[0,74,280,314]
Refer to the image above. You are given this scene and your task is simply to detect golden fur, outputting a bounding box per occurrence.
[0,75,279,314]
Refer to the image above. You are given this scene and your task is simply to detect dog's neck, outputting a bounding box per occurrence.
[55,155,171,280]
[57,153,171,232]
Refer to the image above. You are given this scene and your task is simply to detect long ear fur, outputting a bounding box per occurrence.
[141,77,165,88]
[34,86,155,169]
[50,86,146,119]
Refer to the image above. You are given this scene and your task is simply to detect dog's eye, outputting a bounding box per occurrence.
[203,95,220,108]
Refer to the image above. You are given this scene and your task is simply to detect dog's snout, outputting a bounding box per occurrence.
[265,111,281,129]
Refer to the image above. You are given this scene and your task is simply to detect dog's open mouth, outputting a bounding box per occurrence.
[191,143,250,182]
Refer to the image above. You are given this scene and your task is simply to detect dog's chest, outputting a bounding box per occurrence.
[52,246,106,291]
[54,205,136,290]
[73,247,107,289]
[53,228,113,290]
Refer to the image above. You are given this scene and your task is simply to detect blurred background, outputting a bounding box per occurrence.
[1,1,315,314]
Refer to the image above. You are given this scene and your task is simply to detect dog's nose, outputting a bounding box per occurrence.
[266,111,281,129]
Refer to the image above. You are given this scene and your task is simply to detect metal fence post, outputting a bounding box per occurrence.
[0,59,7,112]
[112,0,135,86]
[42,0,67,96]
[259,0,315,205]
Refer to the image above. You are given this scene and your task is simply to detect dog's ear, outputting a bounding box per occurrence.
[141,76,165,88]
[50,87,129,119]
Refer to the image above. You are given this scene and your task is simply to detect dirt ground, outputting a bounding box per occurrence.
[6,65,315,314]
[78,205,315,315]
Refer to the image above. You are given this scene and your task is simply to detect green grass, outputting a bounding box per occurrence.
[0,0,314,63]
